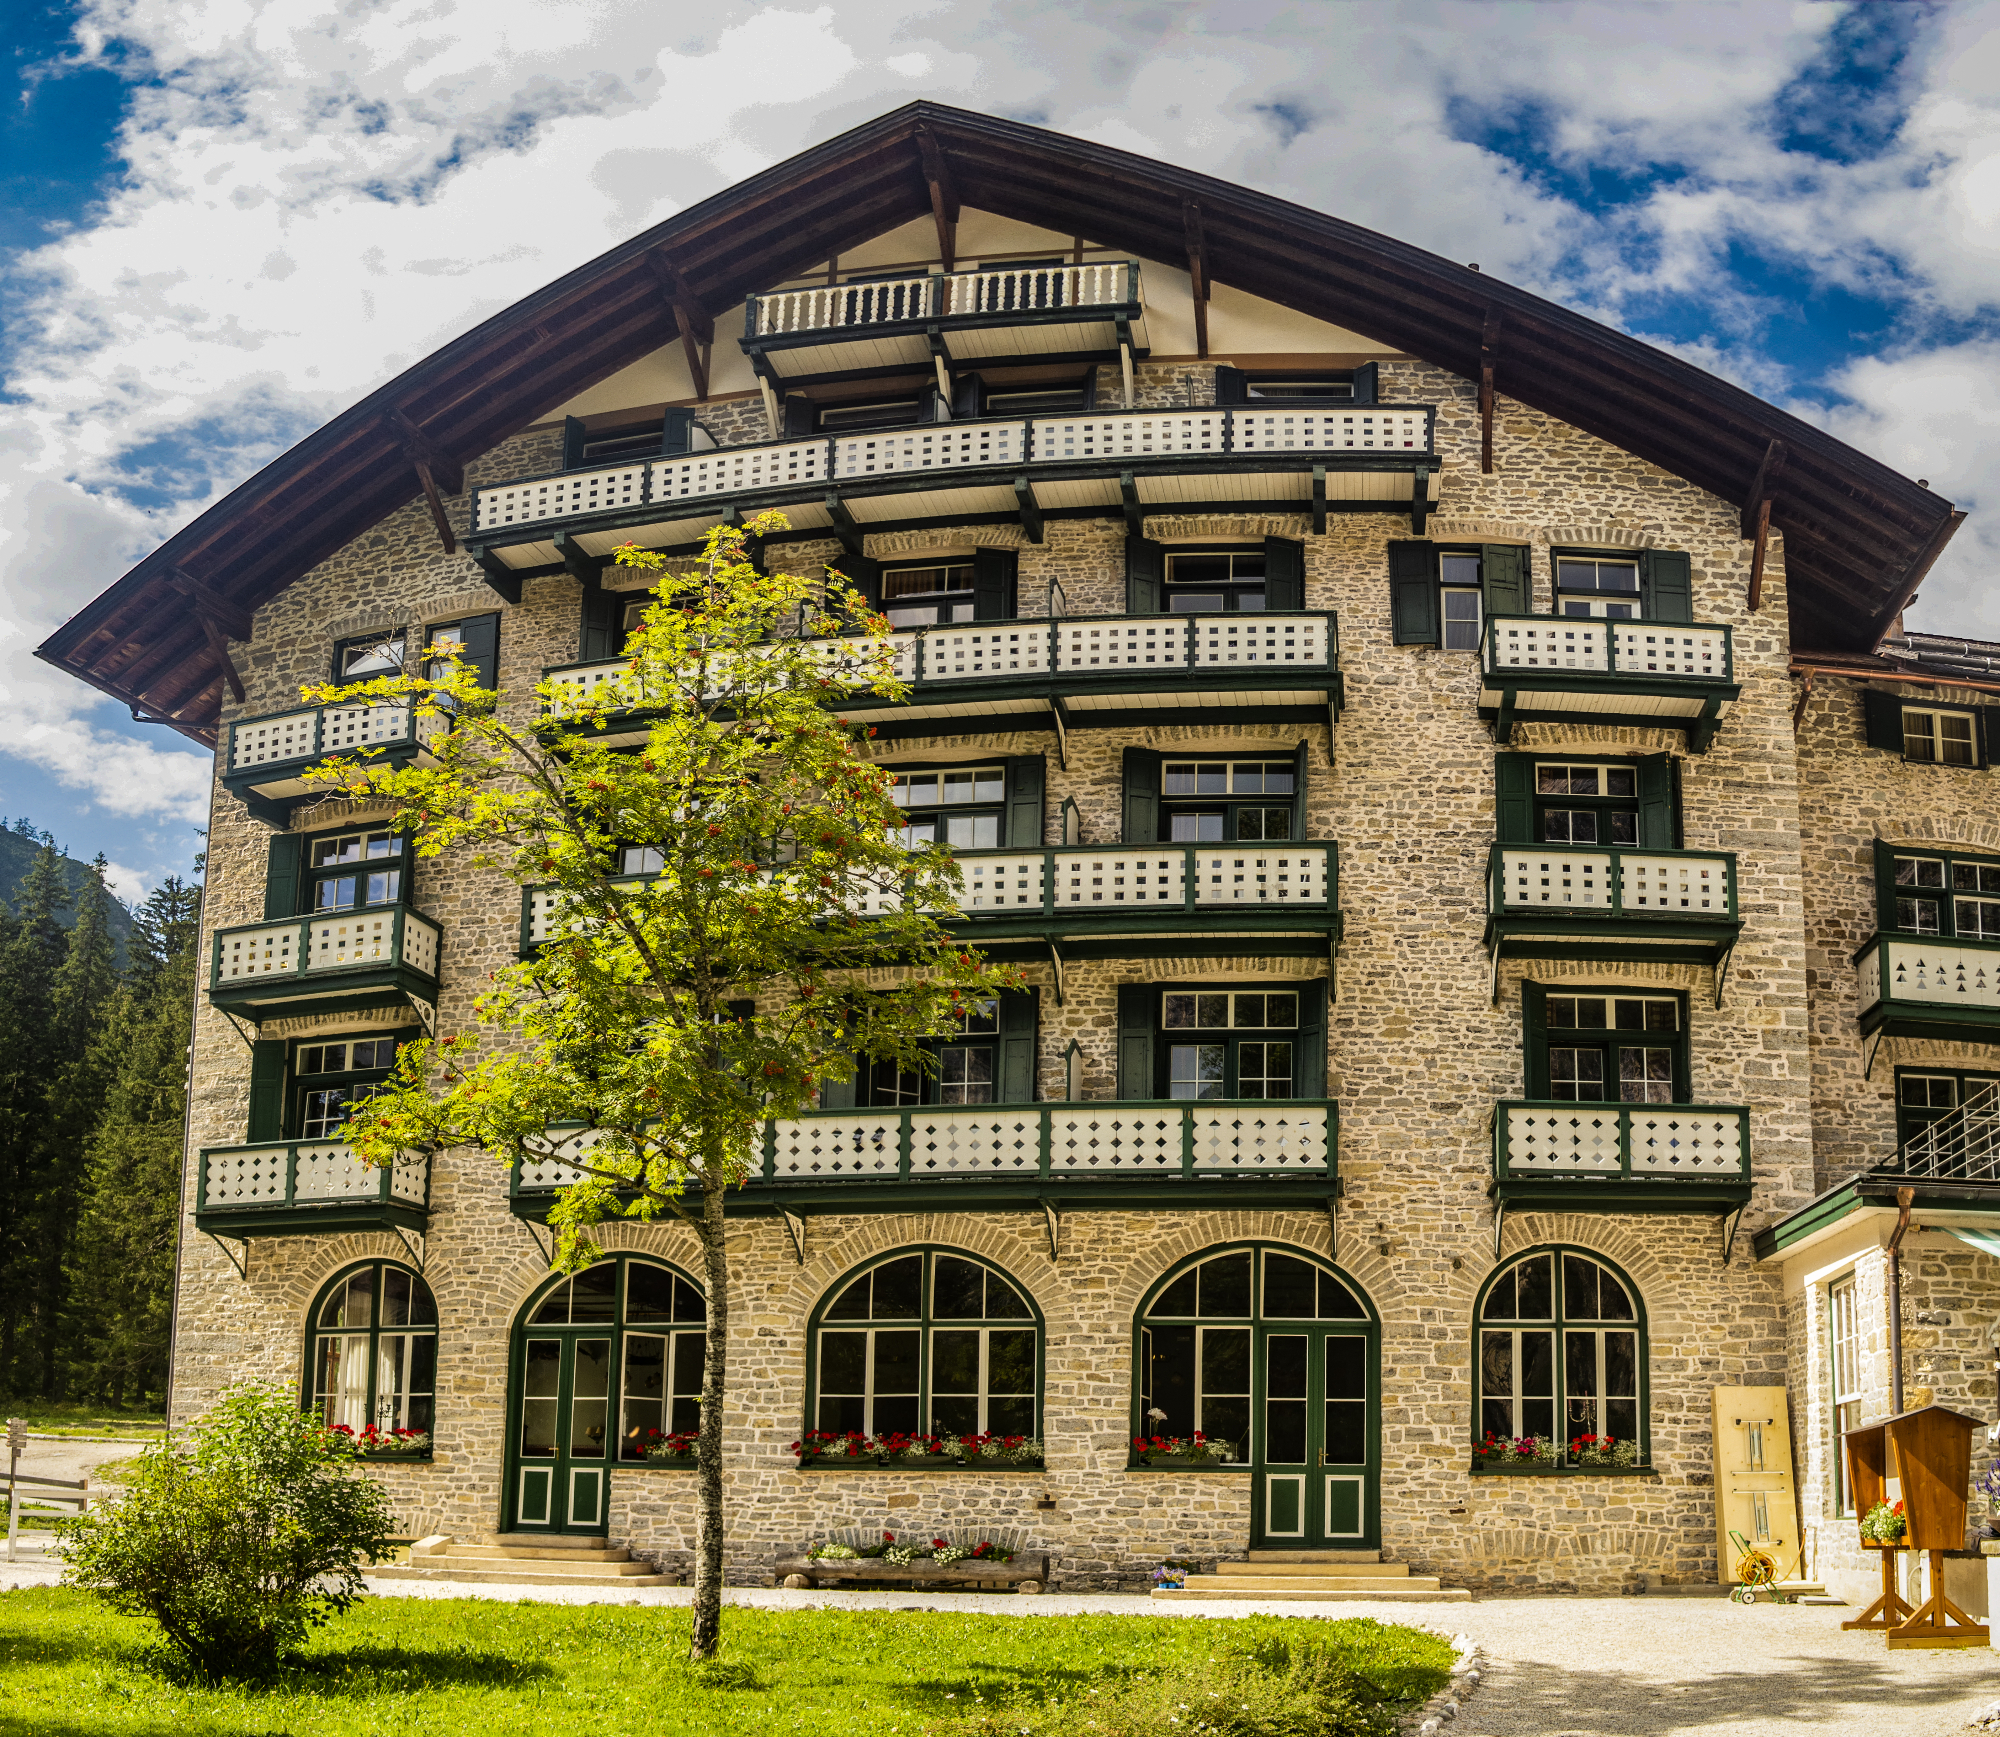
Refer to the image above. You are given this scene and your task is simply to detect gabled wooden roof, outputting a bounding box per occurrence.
[38,101,1961,744]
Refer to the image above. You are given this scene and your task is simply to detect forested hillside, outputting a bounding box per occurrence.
[0,838,198,1407]
[0,820,138,965]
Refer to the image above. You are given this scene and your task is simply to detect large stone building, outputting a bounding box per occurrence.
[39,104,1995,1601]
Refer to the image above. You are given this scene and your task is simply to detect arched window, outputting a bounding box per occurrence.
[807,1249,1040,1440]
[306,1261,437,1443]
[1477,1247,1646,1454]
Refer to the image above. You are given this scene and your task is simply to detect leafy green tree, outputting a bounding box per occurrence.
[302,518,1016,1657]
[59,1380,394,1679]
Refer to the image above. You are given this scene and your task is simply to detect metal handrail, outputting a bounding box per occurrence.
[1890,1084,2000,1183]
[1486,843,1739,922]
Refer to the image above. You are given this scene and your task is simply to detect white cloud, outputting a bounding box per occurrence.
[101,859,152,902]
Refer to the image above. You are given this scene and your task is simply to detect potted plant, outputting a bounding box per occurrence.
[1472,1431,1559,1469]
[639,1428,698,1464]
[1569,1433,1640,1469]
[1131,1430,1235,1467]
[1861,1498,1907,1545]
[332,1424,431,1459]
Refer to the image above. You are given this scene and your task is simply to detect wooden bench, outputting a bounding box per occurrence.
[776,1525,1047,1592]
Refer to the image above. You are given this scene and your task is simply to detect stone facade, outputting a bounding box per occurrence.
[170,311,1985,1598]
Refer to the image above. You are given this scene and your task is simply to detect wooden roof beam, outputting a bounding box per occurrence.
[1479,307,1503,475]
[1182,197,1209,360]
[389,410,464,555]
[165,567,253,641]
[1742,439,1788,611]
[646,252,713,401]
[914,125,959,273]
[1866,509,1968,653]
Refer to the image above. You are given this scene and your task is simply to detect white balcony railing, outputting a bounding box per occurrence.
[1495,1102,1750,1178]
[1482,617,1733,683]
[1488,846,1737,918]
[749,263,1136,340]
[1858,935,2000,1014]
[211,908,442,990]
[198,1140,429,1216]
[227,701,444,779]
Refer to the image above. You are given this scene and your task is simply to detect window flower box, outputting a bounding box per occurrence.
[1469,1432,1648,1474]
[789,1430,1045,1470]
[1129,1432,1239,1469]
[332,1424,432,1461]
[777,1530,1048,1591]
[637,1430,699,1467]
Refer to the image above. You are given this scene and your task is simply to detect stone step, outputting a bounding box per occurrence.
[1154,1584,1470,1603]
[407,1553,659,1579]
[373,1563,675,1589]
[420,1541,634,1564]
[1215,1559,1409,1577]
[1184,1574,1444,1594]
[477,1532,621,1551]
[1245,1549,1383,1563]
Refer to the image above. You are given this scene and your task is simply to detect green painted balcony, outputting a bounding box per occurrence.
[195,1139,430,1240]
[209,908,442,1024]
[1479,616,1740,752]
[521,841,1340,964]
[1856,933,2000,1043]
[1490,1099,1753,1247]
[508,1098,1337,1221]
[1484,843,1742,975]
[223,700,442,825]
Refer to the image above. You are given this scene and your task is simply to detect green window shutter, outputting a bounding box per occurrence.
[455,612,500,690]
[1126,535,1165,614]
[1122,747,1162,844]
[1863,688,1906,753]
[1350,363,1378,406]
[1214,366,1247,405]
[1294,980,1327,1100]
[1636,754,1675,849]
[1480,544,1529,617]
[1005,755,1046,847]
[973,548,1018,620]
[1291,740,1310,840]
[783,396,816,438]
[1873,839,1901,931]
[263,834,303,920]
[997,988,1039,1103]
[247,1041,288,1141]
[1521,982,1550,1098]
[1982,708,1999,769]
[661,409,697,455]
[1494,754,1535,844]
[1264,536,1305,611]
[831,557,881,612]
[1116,984,1154,1100]
[1388,541,1439,646]
[1640,549,1693,624]
[952,375,984,418]
[561,416,586,469]
[579,588,620,663]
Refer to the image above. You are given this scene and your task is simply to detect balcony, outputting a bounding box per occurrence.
[195,1140,430,1240]
[522,841,1340,963]
[468,406,1440,575]
[224,700,442,825]
[1491,1100,1753,1247]
[209,908,442,1023]
[541,609,1341,745]
[1484,844,1742,979]
[1856,933,2000,1043]
[742,261,1149,386]
[509,1098,1337,1220]
[1478,616,1740,752]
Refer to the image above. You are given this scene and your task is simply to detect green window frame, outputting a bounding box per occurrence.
[1114,981,1329,1101]
[1474,1246,1648,1463]
[332,628,407,680]
[1134,1242,1375,1466]
[422,612,500,691]
[1495,753,1676,849]
[1522,984,1689,1103]
[1892,1066,1999,1150]
[1387,542,1529,648]
[805,1248,1043,1444]
[1875,841,2000,940]
[290,1030,418,1139]
[830,987,1039,1110]
[1548,546,1691,624]
[302,824,410,915]
[1123,743,1308,844]
[883,756,1045,851]
[304,1260,438,1450]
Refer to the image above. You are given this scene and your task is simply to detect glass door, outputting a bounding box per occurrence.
[512,1335,612,1534]
[1252,1327,1376,1549]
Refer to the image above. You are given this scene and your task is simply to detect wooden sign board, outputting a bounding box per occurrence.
[1712,1386,1800,1586]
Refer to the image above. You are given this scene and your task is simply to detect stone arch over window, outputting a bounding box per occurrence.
[803,1246,1044,1446]
[1473,1245,1648,1461]
[302,1259,437,1448]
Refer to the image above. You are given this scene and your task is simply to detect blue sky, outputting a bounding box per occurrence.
[2,0,1997,901]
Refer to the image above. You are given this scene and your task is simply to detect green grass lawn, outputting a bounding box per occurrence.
[3,1403,165,1440]
[0,1587,1453,1737]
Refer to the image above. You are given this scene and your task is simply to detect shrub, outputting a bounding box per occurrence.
[57,1381,394,1680]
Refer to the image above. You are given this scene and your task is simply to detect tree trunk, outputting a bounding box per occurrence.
[689,1174,729,1659]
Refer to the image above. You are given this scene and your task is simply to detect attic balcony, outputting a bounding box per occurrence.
[196,1140,430,1241]
[1856,932,2000,1044]
[209,909,443,1025]
[1479,615,1741,753]
[521,841,1340,966]
[1490,1099,1753,1251]
[541,608,1342,746]
[223,700,443,826]
[467,405,1440,576]
[507,1098,1337,1222]
[1483,844,1742,982]
[741,261,1150,389]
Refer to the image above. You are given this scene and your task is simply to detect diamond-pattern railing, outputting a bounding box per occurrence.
[1495,1101,1750,1183]
[197,1141,429,1217]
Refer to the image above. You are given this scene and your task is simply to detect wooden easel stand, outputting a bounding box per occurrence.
[1843,1545,1914,1631]
[1886,1547,1989,1650]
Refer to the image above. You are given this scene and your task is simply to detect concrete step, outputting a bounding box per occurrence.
[1154,1584,1470,1603]
[1215,1559,1409,1578]
[373,1563,675,1589]
[1246,1549,1382,1563]
[420,1541,634,1564]
[1185,1574,1444,1594]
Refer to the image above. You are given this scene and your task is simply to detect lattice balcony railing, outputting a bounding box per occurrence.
[1481,616,1733,684]
[210,907,442,989]
[226,700,444,778]
[197,1141,429,1216]
[1493,1101,1750,1181]
[1488,845,1737,921]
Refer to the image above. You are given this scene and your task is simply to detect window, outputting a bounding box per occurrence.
[880,562,974,627]
[1524,986,1686,1104]
[810,1250,1038,1440]
[889,764,1004,849]
[306,828,404,912]
[1534,763,1638,846]
[1829,1275,1861,1515]
[1863,691,1989,768]
[818,397,923,434]
[1165,548,1265,612]
[421,614,499,694]
[1478,1248,1644,1457]
[1440,551,1483,650]
[335,631,405,679]
[1893,1068,1999,1150]
[1554,556,1642,619]
[1161,990,1299,1100]
[576,418,666,464]
[1905,708,1978,767]
[294,1034,408,1138]
[1138,1246,1370,1460]
[1242,377,1356,402]
[306,1261,437,1442]
[1160,759,1295,842]
[862,1000,999,1107]
[982,386,1087,416]
[1878,845,2000,940]
[1388,541,1529,648]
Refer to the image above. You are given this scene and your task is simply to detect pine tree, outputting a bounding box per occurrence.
[0,846,68,1387]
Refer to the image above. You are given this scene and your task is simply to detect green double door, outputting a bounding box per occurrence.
[1251,1327,1376,1549]
[513,1334,615,1535]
